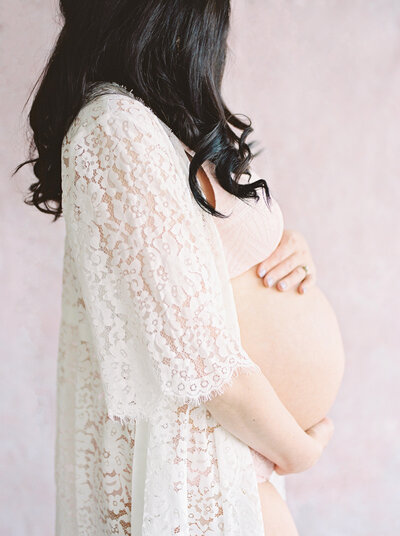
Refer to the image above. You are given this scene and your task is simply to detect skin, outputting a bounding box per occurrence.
[230,264,345,431]
[194,160,344,535]
[256,227,317,294]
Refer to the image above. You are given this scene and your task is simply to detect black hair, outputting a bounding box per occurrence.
[13,0,271,222]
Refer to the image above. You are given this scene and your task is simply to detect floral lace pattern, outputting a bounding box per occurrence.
[56,82,267,535]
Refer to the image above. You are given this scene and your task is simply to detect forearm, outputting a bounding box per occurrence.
[205,369,321,473]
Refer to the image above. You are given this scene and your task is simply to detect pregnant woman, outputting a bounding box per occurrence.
[184,145,346,532]
[15,1,345,534]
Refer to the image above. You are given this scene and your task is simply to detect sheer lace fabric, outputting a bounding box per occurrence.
[57,82,271,535]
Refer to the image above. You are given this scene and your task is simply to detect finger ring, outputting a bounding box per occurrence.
[301,265,309,275]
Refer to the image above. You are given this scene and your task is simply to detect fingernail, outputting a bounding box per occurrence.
[266,276,275,287]
[302,286,306,293]
[278,280,287,290]
[258,268,266,278]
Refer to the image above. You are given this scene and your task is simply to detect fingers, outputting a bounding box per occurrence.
[306,416,335,448]
[307,416,334,433]
[257,228,307,274]
[324,416,334,427]
[256,228,316,293]
[320,421,335,446]
[298,272,317,294]
[258,252,304,289]
[257,239,296,279]
[274,465,288,476]
[274,265,310,292]
[258,254,317,293]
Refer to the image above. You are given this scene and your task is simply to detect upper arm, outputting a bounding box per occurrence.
[62,96,261,423]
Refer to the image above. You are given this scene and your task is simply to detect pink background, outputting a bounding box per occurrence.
[1,0,399,534]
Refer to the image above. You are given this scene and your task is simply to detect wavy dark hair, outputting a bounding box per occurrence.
[13,0,272,222]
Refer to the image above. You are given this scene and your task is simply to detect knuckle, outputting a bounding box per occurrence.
[285,256,298,272]
[287,269,299,280]
[292,264,302,273]
[287,258,298,271]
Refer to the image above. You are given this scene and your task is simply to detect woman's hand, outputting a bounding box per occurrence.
[256,229,316,294]
[305,416,335,446]
[273,416,335,475]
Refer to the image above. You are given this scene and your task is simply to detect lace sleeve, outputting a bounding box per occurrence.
[62,97,261,423]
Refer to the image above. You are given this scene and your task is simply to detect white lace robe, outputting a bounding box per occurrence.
[56,82,284,535]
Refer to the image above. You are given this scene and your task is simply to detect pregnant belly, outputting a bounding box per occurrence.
[230,265,346,431]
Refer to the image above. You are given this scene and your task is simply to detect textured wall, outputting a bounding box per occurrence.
[1,1,399,534]
[226,1,400,534]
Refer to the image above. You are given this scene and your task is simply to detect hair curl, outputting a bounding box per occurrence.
[13,0,271,222]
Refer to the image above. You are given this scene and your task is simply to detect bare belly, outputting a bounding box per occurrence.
[231,265,346,431]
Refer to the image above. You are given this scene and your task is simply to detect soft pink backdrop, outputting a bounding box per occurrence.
[1,1,399,534]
